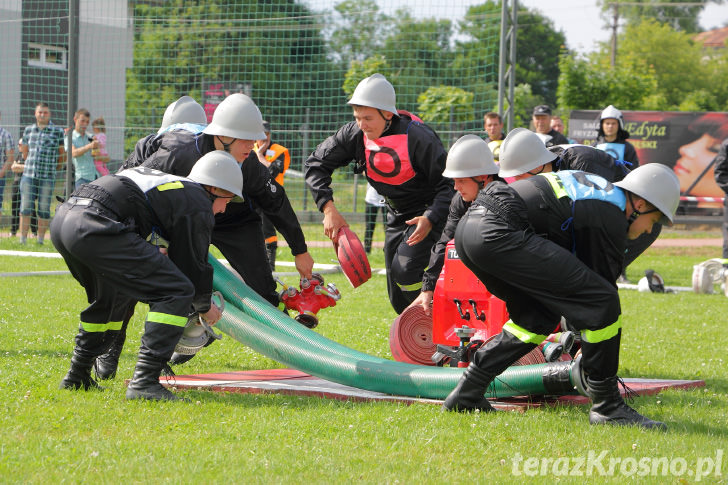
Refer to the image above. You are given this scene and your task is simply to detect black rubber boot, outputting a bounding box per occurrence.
[94,326,127,380]
[265,241,277,273]
[59,350,104,391]
[587,376,666,430]
[442,363,496,412]
[126,355,185,401]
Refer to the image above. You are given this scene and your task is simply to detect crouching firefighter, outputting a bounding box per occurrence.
[52,151,242,401]
[443,163,680,430]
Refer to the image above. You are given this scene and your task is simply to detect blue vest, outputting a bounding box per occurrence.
[596,142,626,162]
[156,122,206,138]
[540,170,626,210]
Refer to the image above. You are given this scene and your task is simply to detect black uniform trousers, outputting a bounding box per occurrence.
[260,212,277,241]
[211,218,279,307]
[384,210,446,314]
[454,204,622,381]
[364,203,385,253]
[51,202,194,363]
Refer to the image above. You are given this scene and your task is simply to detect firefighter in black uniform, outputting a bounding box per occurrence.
[304,74,454,313]
[124,93,314,297]
[409,131,631,315]
[93,96,210,378]
[98,93,314,372]
[714,137,728,260]
[498,128,660,269]
[592,105,648,282]
[52,151,242,401]
[255,119,291,272]
[409,135,500,314]
[443,163,680,430]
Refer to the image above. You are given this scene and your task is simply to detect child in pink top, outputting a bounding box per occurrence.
[91,117,110,176]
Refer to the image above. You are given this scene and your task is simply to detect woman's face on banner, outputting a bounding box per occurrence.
[674,133,723,197]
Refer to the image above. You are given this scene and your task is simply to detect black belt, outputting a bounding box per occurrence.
[67,196,93,207]
[67,196,119,218]
[383,196,430,216]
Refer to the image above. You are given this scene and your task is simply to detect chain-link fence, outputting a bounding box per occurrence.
[0,0,501,236]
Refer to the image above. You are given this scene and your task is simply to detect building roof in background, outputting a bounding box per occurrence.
[694,26,728,48]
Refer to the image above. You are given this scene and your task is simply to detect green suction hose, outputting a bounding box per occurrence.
[211,256,394,364]
[210,255,587,400]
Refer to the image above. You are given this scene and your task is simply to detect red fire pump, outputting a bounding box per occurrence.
[277,273,341,329]
[389,240,575,366]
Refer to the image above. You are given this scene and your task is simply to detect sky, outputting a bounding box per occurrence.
[518,0,728,53]
[349,0,728,54]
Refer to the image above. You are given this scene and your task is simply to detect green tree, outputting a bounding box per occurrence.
[378,11,455,109]
[617,18,709,109]
[507,83,543,129]
[598,0,719,34]
[453,1,501,86]
[513,9,567,107]
[417,86,475,124]
[556,52,658,111]
[126,0,341,155]
[705,46,728,110]
[451,2,564,120]
[327,0,393,68]
[342,55,391,97]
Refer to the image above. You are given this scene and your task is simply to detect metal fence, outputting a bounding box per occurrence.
[0,0,502,236]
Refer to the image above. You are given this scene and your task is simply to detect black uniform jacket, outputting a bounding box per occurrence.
[123,130,307,254]
[304,113,453,224]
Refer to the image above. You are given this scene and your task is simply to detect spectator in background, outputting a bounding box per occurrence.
[255,119,291,272]
[531,105,569,147]
[0,112,15,220]
[68,108,100,189]
[551,115,577,144]
[550,115,565,134]
[713,137,728,260]
[18,102,65,245]
[593,105,639,166]
[10,139,36,237]
[483,111,506,161]
[92,117,110,176]
[363,183,386,254]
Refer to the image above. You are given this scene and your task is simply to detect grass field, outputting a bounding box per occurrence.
[0,227,726,484]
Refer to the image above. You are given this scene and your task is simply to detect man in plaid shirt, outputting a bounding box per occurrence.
[18,102,66,244]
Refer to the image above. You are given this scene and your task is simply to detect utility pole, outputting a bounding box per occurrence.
[498,0,517,132]
[610,2,619,67]
[608,2,706,66]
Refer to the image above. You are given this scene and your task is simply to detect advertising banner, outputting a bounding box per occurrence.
[202,82,252,123]
[569,110,728,211]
